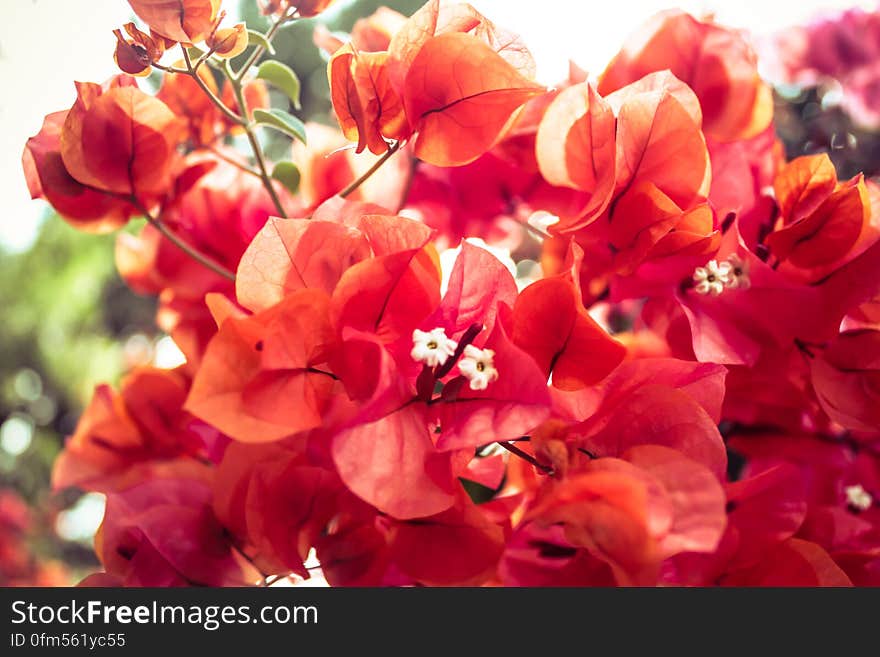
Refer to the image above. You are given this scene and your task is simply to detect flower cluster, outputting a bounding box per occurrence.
[23,1,880,586]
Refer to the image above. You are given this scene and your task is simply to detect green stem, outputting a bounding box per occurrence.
[234,9,295,82]
[182,47,245,126]
[223,61,287,218]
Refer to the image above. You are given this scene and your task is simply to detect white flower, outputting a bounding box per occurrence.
[458,345,499,391]
[693,259,732,296]
[723,253,751,290]
[411,328,458,368]
[845,484,873,511]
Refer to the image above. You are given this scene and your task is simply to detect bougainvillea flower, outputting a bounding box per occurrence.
[52,367,211,493]
[723,464,808,570]
[185,289,339,442]
[329,45,409,155]
[606,71,711,212]
[350,7,407,53]
[30,0,880,590]
[721,538,851,586]
[324,0,546,166]
[127,0,221,44]
[321,236,551,519]
[706,125,783,226]
[728,432,856,507]
[402,32,545,166]
[810,329,880,432]
[534,71,712,280]
[22,111,136,232]
[236,217,373,312]
[206,22,248,59]
[399,150,537,251]
[511,276,625,390]
[212,442,344,576]
[387,492,505,585]
[330,246,441,345]
[534,82,616,232]
[524,446,726,585]
[798,503,880,586]
[61,75,183,199]
[96,473,259,586]
[766,153,870,272]
[598,10,773,141]
[499,523,617,586]
[386,0,536,88]
[433,316,551,451]
[113,22,168,76]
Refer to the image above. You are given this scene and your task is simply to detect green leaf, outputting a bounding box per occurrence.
[247,29,276,55]
[187,46,207,61]
[252,108,307,144]
[271,161,301,194]
[256,60,302,110]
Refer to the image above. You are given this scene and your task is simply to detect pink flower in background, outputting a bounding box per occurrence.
[771,7,880,129]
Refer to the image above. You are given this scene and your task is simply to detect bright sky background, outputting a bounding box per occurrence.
[0,0,871,252]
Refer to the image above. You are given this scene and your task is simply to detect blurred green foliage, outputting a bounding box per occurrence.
[0,215,158,580]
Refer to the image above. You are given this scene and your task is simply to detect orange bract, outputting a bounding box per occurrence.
[185,289,337,442]
[599,10,773,141]
[387,0,534,90]
[811,329,880,432]
[128,0,222,43]
[325,0,544,166]
[208,23,248,59]
[113,23,167,77]
[61,77,183,198]
[23,111,134,232]
[511,276,625,390]
[403,32,545,166]
[535,83,616,195]
[767,154,869,268]
[236,217,371,312]
[607,71,710,210]
[328,45,409,155]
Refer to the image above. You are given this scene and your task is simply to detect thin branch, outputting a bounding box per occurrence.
[223,60,287,217]
[205,144,263,178]
[339,141,401,199]
[182,47,246,126]
[234,8,296,82]
[132,198,236,281]
[152,62,189,75]
[498,441,554,474]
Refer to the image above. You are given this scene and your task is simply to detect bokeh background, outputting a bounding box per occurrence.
[1,0,877,585]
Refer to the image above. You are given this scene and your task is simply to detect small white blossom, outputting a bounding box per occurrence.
[723,253,751,290]
[693,259,732,296]
[845,484,873,511]
[458,345,499,391]
[411,328,458,368]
